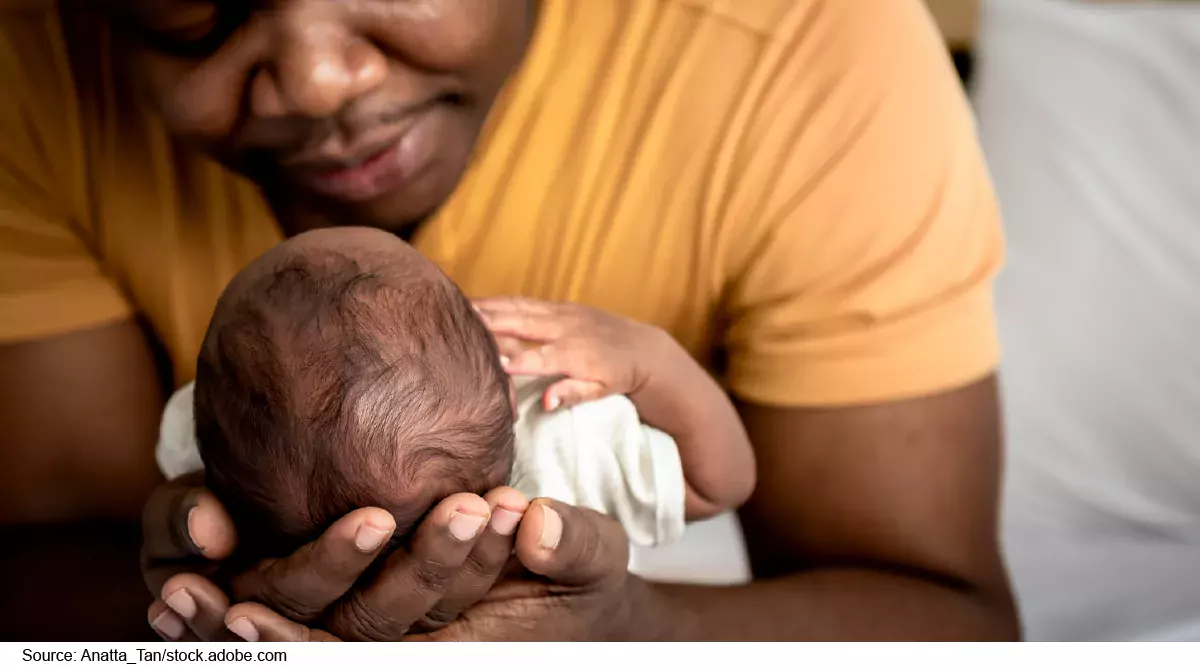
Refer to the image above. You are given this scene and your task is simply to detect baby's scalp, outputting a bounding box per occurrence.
[193,228,515,555]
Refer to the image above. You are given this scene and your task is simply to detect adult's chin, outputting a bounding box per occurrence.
[349,157,462,233]
[263,160,457,237]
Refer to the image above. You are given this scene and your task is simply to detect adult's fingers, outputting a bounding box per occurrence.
[514,499,630,587]
[413,487,529,632]
[324,493,492,641]
[230,507,396,624]
[156,573,239,641]
[141,477,238,595]
[225,603,341,642]
[147,601,199,642]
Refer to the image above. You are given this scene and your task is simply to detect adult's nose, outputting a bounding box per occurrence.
[250,7,387,119]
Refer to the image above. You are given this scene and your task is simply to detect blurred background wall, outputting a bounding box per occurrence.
[973,0,1200,641]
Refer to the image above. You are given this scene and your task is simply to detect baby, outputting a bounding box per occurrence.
[157,227,754,556]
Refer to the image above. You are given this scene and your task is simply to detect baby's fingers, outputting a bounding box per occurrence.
[474,300,570,342]
[472,296,557,316]
[503,342,601,381]
[543,379,608,411]
[491,335,534,365]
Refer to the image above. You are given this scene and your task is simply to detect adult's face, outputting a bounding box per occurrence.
[109,1,535,230]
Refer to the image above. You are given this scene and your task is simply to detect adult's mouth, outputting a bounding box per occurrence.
[282,101,447,203]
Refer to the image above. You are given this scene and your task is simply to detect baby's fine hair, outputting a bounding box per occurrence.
[194,232,513,553]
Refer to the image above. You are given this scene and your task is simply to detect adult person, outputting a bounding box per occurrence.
[975,0,1200,641]
[0,0,1017,640]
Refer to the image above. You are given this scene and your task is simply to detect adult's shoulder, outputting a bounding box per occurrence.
[708,0,1003,407]
[0,1,87,206]
[0,2,137,345]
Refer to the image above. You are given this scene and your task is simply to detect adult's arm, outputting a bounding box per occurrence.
[623,0,1015,639]
[625,378,1016,640]
[0,322,165,523]
[0,8,166,524]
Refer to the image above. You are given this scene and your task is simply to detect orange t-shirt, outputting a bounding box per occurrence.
[0,0,1002,407]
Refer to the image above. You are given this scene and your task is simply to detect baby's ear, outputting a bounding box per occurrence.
[508,377,519,421]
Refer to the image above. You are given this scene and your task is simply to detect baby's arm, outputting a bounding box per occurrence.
[474,298,755,520]
[624,331,754,519]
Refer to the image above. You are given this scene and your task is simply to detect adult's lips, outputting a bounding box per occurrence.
[282,103,445,203]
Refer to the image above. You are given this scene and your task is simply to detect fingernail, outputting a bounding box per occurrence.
[500,355,511,367]
[227,617,260,642]
[355,522,391,552]
[546,395,561,412]
[449,511,488,541]
[538,505,562,550]
[165,589,198,620]
[185,505,206,553]
[150,610,185,641]
[490,507,523,536]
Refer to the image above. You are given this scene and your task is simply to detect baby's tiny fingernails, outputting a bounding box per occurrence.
[545,395,561,411]
[500,355,511,367]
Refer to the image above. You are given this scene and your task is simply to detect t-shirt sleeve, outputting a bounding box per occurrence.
[719,0,1003,407]
[0,8,132,344]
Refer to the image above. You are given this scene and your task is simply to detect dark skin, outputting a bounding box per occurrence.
[0,321,163,525]
[0,322,165,639]
[2,0,1018,640]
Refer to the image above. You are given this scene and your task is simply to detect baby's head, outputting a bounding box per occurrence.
[194,227,514,555]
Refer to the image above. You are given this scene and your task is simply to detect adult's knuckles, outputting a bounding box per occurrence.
[458,550,496,581]
[407,557,458,595]
[412,608,459,633]
[330,591,407,642]
[563,507,628,582]
[249,576,327,624]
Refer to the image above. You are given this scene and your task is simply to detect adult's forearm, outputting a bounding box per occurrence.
[626,568,1020,641]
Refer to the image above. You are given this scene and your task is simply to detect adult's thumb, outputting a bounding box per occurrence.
[514,499,630,587]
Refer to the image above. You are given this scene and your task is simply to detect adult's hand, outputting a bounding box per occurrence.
[141,475,530,641]
[224,500,642,642]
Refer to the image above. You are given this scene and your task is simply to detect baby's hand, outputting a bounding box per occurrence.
[473,297,670,412]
